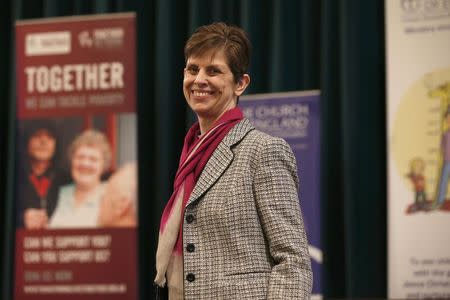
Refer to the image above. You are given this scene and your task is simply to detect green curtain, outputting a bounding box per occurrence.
[321,1,386,297]
[0,0,386,298]
[0,0,13,299]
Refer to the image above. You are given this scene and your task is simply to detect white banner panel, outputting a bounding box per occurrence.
[387,1,450,299]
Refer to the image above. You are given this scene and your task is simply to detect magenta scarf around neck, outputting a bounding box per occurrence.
[159,107,243,253]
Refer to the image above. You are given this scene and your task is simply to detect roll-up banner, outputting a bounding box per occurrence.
[14,13,138,299]
[241,90,322,299]
[386,1,450,298]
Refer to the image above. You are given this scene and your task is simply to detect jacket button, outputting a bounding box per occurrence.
[186,273,195,282]
[186,243,195,252]
[185,214,195,224]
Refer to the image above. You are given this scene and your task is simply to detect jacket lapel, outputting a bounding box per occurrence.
[186,118,254,206]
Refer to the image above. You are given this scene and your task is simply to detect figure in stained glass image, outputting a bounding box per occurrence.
[434,107,450,209]
[425,71,450,211]
[406,157,428,213]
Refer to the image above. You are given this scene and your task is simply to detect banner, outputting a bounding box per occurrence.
[386,1,450,298]
[241,90,322,299]
[14,13,137,299]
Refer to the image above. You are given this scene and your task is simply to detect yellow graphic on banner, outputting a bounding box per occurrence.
[392,67,450,214]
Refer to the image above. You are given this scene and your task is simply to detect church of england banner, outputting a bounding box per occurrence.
[241,90,322,299]
[386,1,450,298]
[14,13,138,299]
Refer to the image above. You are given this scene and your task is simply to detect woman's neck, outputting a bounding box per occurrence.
[198,107,235,134]
[30,160,51,176]
[198,118,214,135]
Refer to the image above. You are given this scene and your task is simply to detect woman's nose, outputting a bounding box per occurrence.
[77,157,90,167]
[194,69,208,84]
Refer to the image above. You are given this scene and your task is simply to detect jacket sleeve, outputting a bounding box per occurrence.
[253,137,312,299]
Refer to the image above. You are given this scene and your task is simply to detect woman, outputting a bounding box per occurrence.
[18,121,68,229]
[49,129,112,228]
[155,22,312,299]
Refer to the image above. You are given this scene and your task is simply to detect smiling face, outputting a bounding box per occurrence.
[71,145,104,189]
[183,50,249,132]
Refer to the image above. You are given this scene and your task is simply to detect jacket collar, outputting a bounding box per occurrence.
[187,118,254,206]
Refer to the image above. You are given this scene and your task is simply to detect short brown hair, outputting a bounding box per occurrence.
[184,22,251,83]
[68,129,112,171]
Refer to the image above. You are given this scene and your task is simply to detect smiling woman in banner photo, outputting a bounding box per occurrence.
[48,129,112,228]
[154,22,312,299]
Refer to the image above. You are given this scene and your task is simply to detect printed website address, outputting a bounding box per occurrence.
[24,284,126,294]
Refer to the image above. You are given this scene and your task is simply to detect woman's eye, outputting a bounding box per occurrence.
[208,68,220,75]
[186,66,198,75]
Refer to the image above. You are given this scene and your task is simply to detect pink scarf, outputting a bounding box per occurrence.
[155,107,243,298]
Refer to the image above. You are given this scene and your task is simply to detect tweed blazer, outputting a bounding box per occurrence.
[182,118,312,299]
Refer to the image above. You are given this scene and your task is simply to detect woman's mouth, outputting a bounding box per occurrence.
[75,167,95,175]
[192,90,213,97]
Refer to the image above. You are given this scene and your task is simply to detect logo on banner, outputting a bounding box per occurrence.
[401,0,421,12]
[78,28,124,49]
[25,32,71,56]
[78,31,94,48]
[400,0,450,22]
[242,103,310,138]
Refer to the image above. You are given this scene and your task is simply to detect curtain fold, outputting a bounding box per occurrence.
[135,2,157,300]
[0,1,13,299]
[339,1,387,296]
[0,0,387,298]
[320,0,347,296]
